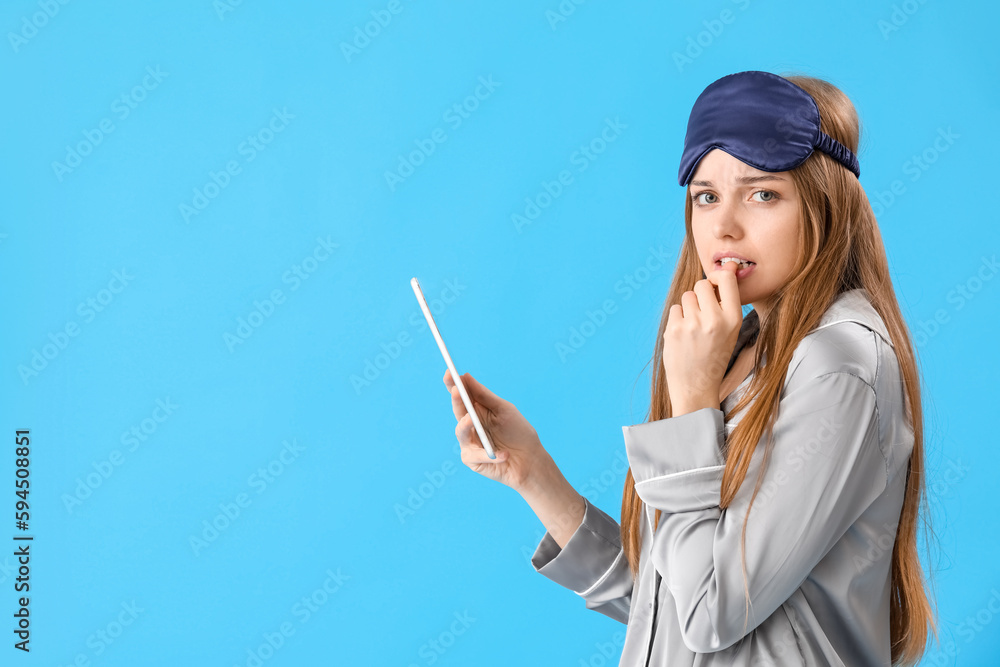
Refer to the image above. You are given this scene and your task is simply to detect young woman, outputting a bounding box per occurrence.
[443,70,937,666]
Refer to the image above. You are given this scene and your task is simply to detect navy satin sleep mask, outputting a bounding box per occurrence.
[678,70,861,187]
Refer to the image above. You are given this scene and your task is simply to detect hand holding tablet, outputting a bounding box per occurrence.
[411,277,497,459]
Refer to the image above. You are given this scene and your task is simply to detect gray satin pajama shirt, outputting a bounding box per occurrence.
[531,288,913,666]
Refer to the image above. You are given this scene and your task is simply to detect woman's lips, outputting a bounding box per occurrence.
[717,260,756,279]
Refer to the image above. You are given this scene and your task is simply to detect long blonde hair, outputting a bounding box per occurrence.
[620,73,938,665]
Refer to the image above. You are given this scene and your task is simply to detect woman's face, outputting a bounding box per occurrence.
[688,148,802,320]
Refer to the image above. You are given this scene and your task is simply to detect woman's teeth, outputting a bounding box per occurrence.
[718,257,755,269]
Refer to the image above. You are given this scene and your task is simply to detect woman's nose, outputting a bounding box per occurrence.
[713,218,744,239]
[712,200,747,237]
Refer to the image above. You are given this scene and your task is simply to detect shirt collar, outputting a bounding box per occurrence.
[739,287,893,350]
[810,288,894,349]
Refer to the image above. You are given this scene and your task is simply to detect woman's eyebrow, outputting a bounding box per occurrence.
[690,175,788,186]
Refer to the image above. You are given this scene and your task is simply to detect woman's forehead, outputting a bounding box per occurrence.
[691,148,790,183]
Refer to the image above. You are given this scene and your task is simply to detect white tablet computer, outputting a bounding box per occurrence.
[410,277,496,459]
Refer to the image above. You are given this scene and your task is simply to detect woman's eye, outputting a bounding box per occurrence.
[753,190,777,202]
[692,191,778,205]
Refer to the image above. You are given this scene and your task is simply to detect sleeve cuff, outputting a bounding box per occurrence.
[530,496,625,595]
[622,407,726,512]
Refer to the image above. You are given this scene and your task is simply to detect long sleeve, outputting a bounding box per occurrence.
[530,496,634,624]
[622,370,888,653]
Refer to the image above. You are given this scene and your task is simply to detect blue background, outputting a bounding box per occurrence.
[2,0,997,665]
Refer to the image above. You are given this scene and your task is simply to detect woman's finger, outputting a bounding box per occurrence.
[457,411,489,445]
[680,289,700,319]
[666,304,682,331]
[460,441,506,465]
[458,432,508,465]
[693,280,720,318]
[455,412,470,440]
[443,368,461,391]
[462,373,504,411]
[450,385,468,420]
[708,261,741,316]
[456,413,488,453]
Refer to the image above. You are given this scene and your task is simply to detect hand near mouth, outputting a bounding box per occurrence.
[713,258,741,295]
[662,260,743,416]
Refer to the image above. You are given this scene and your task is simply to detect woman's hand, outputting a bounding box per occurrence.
[443,369,551,493]
[662,260,743,415]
